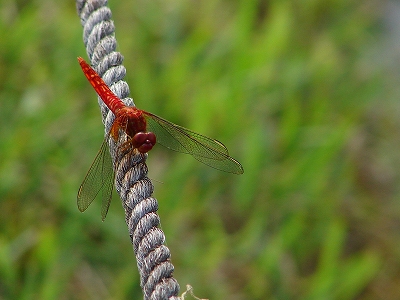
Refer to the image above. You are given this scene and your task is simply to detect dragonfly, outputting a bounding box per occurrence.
[77,57,243,220]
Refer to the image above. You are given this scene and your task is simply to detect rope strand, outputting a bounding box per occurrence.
[76,1,180,299]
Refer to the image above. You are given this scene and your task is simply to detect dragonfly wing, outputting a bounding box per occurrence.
[77,137,115,220]
[189,148,244,174]
[100,148,114,221]
[144,112,243,174]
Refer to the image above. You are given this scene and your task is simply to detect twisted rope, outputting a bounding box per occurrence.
[76,1,180,299]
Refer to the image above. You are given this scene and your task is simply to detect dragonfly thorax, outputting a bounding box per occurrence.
[111,107,147,139]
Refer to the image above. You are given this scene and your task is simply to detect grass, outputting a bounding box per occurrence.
[0,0,399,299]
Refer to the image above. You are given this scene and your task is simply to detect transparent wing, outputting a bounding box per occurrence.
[77,137,115,220]
[143,111,244,174]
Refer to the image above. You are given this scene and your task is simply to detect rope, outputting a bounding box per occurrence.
[76,1,180,299]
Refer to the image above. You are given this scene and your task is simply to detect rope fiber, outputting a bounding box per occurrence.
[76,1,180,299]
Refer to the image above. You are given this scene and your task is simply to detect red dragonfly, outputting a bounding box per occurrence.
[77,57,243,220]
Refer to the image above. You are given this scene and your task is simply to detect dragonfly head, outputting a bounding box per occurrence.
[133,132,156,153]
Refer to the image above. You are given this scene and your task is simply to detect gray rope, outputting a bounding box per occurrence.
[76,1,180,299]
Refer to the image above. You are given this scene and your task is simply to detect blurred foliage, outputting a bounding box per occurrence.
[1,0,400,299]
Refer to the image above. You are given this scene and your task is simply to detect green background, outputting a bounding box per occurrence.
[1,0,399,299]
